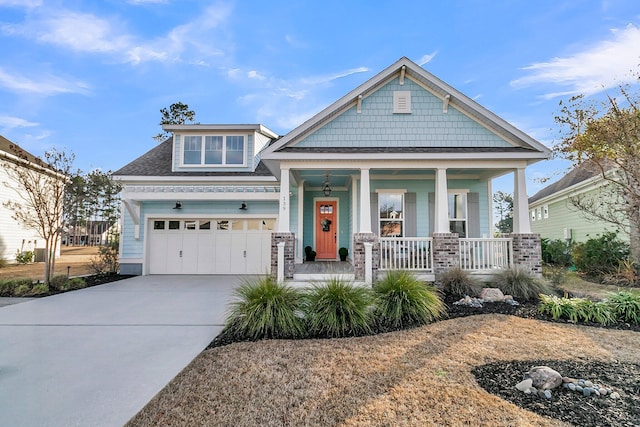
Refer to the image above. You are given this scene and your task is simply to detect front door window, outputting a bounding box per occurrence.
[315,201,337,259]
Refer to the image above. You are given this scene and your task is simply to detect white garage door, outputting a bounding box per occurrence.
[147,218,274,274]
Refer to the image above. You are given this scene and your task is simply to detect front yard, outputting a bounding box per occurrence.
[127,313,639,426]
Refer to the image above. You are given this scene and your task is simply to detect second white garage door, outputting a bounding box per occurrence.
[147,218,274,274]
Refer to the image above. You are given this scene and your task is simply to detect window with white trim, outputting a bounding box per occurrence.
[182,134,246,166]
[379,193,404,237]
[531,210,536,222]
[448,192,467,237]
[543,204,549,219]
[536,207,542,220]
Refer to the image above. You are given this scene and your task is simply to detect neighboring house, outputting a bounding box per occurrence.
[528,162,627,244]
[114,57,549,282]
[0,136,53,263]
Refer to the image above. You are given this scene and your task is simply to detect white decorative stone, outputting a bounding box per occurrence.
[515,378,533,392]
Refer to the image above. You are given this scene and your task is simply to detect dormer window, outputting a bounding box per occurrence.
[182,134,246,166]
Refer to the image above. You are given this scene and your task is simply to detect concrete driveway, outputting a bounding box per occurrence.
[0,275,242,427]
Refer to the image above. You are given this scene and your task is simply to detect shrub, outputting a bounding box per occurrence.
[541,238,572,266]
[68,277,86,290]
[90,245,119,274]
[572,232,629,278]
[0,279,33,297]
[49,275,70,291]
[437,266,481,298]
[13,284,32,296]
[28,283,49,296]
[374,270,445,330]
[493,266,550,302]
[607,291,640,324]
[225,276,306,341]
[305,278,373,338]
[15,250,34,264]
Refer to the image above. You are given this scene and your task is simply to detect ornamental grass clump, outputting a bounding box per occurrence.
[607,290,640,324]
[494,266,550,302]
[538,294,614,325]
[305,277,373,338]
[374,270,445,331]
[437,266,481,298]
[225,276,306,341]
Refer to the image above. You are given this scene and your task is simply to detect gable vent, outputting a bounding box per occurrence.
[393,91,411,114]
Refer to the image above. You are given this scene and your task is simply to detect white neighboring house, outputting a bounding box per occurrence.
[0,135,61,263]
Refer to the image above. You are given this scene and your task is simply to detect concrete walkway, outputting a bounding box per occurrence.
[0,275,241,427]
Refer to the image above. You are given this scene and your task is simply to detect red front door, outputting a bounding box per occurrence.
[315,201,337,259]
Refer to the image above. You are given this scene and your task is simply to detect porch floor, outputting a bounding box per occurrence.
[294,261,354,275]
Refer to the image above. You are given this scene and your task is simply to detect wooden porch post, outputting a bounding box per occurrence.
[512,168,531,233]
[278,167,290,232]
[434,168,449,233]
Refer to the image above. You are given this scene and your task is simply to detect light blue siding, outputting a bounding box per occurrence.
[172,133,257,173]
[120,200,279,259]
[296,78,511,148]
[301,191,351,254]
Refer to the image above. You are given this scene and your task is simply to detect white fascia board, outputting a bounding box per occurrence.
[529,174,611,208]
[112,175,277,183]
[281,158,529,170]
[163,124,278,138]
[264,151,548,162]
[121,192,280,202]
[0,150,68,181]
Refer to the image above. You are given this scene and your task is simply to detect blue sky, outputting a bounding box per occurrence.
[1,0,639,197]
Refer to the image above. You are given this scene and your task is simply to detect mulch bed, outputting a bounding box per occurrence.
[473,360,640,427]
[445,297,640,426]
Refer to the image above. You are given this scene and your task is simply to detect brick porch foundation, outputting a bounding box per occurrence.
[510,233,543,277]
[271,232,295,280]
[353,233,379,280]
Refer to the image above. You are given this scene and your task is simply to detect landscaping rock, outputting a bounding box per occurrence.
[515,378,533,392]
[480,288,505,302]
[524,366,563,390]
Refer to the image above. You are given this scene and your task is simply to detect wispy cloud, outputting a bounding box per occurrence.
[417,51,438,66]
[0,0,42,8]
[0,68,90,95]
[127,0,168,4]
[511,24,640,99]
[0,116,38,129]
[2,3,232,65]
[300,67,369,85]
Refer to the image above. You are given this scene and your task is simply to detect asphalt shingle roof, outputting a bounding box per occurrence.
[113,137,274,177]
[528,161,612,204]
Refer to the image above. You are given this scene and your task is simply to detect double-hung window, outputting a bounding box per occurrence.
[379,192,404,237]
[182,134,245,166]
[448,192,467,237]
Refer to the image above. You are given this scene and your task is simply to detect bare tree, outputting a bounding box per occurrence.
[555,80,640,261]
[2,147,72,284]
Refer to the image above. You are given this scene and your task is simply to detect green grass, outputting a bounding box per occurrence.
[305,277,373,338]
[225,276,306,341]
[374,270,445,330]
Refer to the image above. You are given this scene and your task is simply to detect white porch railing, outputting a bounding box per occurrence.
[379,237,433,271]
[459,238,513,271]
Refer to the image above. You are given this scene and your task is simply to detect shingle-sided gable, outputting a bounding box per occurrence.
[295,77,513,149]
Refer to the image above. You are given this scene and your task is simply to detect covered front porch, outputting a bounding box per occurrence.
[271,161,540,284]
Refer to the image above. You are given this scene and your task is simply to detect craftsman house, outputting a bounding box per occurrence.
[113,57,549,283]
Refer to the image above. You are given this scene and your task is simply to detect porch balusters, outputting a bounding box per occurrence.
[379,237,433,271]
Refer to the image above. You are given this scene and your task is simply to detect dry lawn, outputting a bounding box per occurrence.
[0,246,99,281]
[127,314,640,427]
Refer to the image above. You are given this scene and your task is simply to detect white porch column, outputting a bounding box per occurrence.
[434,168,450,233]
[278,168,290,232]
[359,168,372,233]
[512,168,531,233]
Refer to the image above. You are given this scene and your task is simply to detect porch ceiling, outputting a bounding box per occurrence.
[294,168,512,188]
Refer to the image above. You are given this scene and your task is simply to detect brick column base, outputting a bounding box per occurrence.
[510,233,542,278]
[353,233,379,280]
[271,232,295,280]
[432,233,460,275]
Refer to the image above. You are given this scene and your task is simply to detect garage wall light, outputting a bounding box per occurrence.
[239,201,248,210]
[173,201,182,209]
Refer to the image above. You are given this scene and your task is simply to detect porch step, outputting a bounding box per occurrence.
[292,273,356,282]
